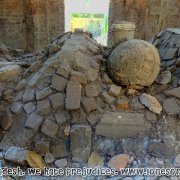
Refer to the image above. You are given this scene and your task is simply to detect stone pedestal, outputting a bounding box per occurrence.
[108,21,135,46]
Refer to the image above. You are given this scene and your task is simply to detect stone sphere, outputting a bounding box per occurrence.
[108,39,160,88]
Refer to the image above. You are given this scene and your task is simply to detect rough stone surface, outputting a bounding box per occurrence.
[163,98,180,115]
[5,146,27,165]
[108,40,160,88]
[50,93,64,109]
[25,112,43,131]
[10,102,22,114]
[35,142,49,154]
[96,112,150,138]
[108,154,129,171]
[165,87,180,99]
[148,143,175,159]
[0,65,21,81]
[36,87,52,101]
[37,99,51,115]
[108,84,122,97]
[55,159,68,168]
[23,88,35,103]
[88,152,104,167]
[45,153,55,164]
[140,93,162,114]
[70,125,92,162]
[70,71,87,85]
[51,75,68,92]
[100,92,115,104]
[85,84,99,97]
[41,119,59,138]
[23,102,35,114]
[156,71,171,85]
[51,141,68,158]
[65,81,81,110]
[82,97,97,113]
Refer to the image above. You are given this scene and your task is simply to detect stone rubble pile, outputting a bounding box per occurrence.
[152,28,180,87]
[0,30,179,179]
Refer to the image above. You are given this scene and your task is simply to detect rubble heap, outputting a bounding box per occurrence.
[152,28,180,87]
[0,31,179,179]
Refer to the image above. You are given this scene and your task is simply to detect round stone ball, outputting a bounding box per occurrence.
[108,39,160,88]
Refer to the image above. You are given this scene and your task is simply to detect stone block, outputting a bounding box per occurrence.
[96,112,150,138]
[65,81,81,110]
[70,125,91,162]
[36,87,52,100]
[41,119,59,138]
[51,141,68,158]
[50,93,64,109]
[51,74,68,92]
[25,112,43,131]
[37,98,51,115]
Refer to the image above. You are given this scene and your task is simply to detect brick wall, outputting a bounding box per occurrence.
[0,0,64,51]
[109,0,180,40]
[0,0,26,49]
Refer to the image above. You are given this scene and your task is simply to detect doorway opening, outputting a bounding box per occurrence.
[65,0,109,45]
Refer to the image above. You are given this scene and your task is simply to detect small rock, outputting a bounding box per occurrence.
[41,119,59,138]
[130,98,144,110]
[108,154,129,171]
[140,93,162,114]
[36,87,52,100]
[0,65,21,81]
[50,93,64,109]
[35,142,50,154]
[45,153,55,164]
[55,113,67,125]
[66,81,81,110]
[145,110,157,121]
[23,88,35,103]
[55,158,68,168]
[56,61,71,79]
[23,102,35,114]
[148,143,175,159]
[163,98,179,115]
[165,87,180,99]
[85,84,99,97]
[51,74,68,92]
[37,98,51,115]
[88,152,104,167]
[100,92,115,104]
[10,102,22,114]
[51,141,68,158]
[156,71,171,85]
[174,154,180,167]
[70,71,87,85]
[82,97,97,113]
[25,112,43,131]
[5,146,27,166]
[116,99,129,110]
[108,84,122,97]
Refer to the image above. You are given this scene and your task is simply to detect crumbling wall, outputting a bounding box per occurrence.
[0,0,26,49]
[109,0,180,40]
[0,0,64,51]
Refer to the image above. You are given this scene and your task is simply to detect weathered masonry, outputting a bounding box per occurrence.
[0,0,64,51]
[0,0,180,51]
